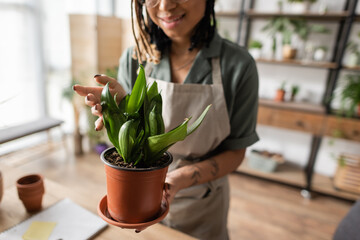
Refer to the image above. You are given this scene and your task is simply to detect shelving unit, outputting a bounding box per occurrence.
[217,0,360,201]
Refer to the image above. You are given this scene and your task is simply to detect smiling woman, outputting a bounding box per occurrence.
[73,0,259,239]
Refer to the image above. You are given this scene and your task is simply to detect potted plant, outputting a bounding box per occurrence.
[340,74,360,117]
[313,46,328,61]
[290,84,300,101]
[248,40,263,59]
[262,17,293,60]
[98,65,210,226]
[287,0,317,13]
[346,34,360,67]
[282,29,297,60]
[275,81,287,102]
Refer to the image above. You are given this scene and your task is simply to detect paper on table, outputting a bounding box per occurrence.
[0,198,107,240]
[22,221,56,240]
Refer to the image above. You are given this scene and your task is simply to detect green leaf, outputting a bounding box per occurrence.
[118,119,139,162]
[126,65,146,114]
[187,104,211,136]
[147,81,159,103]
[101,83,126,151]
[146,118,189,160]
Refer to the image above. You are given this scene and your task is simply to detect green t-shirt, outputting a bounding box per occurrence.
[118,32,259,152]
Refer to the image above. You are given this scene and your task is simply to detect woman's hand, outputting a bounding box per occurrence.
[72,75,126,130]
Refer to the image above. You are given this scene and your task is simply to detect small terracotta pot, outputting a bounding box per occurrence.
[101,147,172,224]
[0,171,3,205]
[282,45,297,60]
[275,89,286,102]
[16,174,45,212]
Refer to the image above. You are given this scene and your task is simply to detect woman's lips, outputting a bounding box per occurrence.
[158,14,185,29]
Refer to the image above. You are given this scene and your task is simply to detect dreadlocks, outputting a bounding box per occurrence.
[131,0,216,64]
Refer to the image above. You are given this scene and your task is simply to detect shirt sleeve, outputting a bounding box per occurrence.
[219,52,259,151]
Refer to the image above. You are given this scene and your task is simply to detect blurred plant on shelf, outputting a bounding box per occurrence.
[339,74,360,118]
[248,40,263,59]
[346,32,360,67]
[275,81,287,102]
[290,85,300,101]
[287,0,317,13]
[313,46,328,61]
[262,17,330,60]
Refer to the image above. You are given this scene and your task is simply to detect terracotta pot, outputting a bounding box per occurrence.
[16,174,45,212]
[0,171,3,205]
[282,45,297,60]
[101,147,172,224]
[275,89,286,102]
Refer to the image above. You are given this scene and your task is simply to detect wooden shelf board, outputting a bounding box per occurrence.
[311,173,360,201]
[256,58,337,69]
[237,158,307,188]
[216,11,239,18]
[259,98,326,114]
[247,10,349,20]
[342,65,360,71]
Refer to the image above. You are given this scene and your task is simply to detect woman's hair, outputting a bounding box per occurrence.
[131,0,216,64]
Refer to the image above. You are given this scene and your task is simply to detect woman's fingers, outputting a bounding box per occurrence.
[94,75,126,103]
[91,104,102,117]
[73,85,103,98]
[95,116,104,131]
[85,93,99,107]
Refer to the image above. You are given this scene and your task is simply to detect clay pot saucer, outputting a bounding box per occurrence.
[97,195,169,230]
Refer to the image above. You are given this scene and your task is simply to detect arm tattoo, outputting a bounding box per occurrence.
[209,158,219,177]
[190,166,201,186]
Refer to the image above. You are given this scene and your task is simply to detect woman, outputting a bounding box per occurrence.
[74,0,259,239]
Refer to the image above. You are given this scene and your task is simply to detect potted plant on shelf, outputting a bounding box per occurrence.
[290,84,300,101]
[248,40,263,59]
[340,74,360,118]
[275,81,287,102]
[282,29,297,60]
[97,65,210,228]
[346,34,360,67]
[313,46,328,61]
[287,0,317,13]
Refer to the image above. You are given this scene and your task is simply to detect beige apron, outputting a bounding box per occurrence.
[145,58,231,240]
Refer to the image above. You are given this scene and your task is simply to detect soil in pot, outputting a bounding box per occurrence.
[104,148,169,169]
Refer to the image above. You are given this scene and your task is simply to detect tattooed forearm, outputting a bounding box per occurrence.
[190,166,201,186]
[209,158,219,177]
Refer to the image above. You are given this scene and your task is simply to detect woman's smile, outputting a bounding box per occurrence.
[157,14,185,29]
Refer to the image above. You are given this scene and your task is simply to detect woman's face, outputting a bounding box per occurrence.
[146,0,207,43]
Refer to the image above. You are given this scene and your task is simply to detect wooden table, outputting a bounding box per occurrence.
[0,163,196,240]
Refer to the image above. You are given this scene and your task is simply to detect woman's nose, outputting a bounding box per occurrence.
[158,0,177,11]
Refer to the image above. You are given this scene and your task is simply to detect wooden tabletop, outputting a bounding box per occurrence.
[0,163,196,240]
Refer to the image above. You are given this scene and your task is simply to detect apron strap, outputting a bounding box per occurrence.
[211,58,222,85]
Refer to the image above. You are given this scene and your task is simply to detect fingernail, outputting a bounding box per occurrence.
[94,74,101,78]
